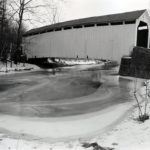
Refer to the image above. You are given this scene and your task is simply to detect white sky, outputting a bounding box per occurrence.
[63,0,149,20]
[27,0,150,29]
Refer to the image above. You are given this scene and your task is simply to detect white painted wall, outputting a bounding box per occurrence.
[25,23,136,62]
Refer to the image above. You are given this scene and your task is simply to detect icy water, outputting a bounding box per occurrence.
[0,66,140,117]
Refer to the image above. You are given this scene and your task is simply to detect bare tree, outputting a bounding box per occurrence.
[133,78,143,117]
[133,77,149,122]
[7,0,32,54]
[44,0,66,24]
[7,0,66,63]
[0,0,7,58]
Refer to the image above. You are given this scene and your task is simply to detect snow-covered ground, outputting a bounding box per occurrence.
[0,61,39,74]
[0,102,150,150]
[0,59,103,75]
[54,58,101,65]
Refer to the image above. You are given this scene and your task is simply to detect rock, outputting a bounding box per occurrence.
[112,142,118,146]
[82,142,114,150]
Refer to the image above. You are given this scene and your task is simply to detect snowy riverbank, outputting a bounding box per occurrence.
[0,102,150,150]
[0,61,40,75]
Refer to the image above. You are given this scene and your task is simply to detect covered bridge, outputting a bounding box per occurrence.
[24,9,150,62]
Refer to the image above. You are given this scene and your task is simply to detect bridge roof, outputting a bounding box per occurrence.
[24,9,146,36]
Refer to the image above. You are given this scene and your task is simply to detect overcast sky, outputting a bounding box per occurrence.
[63,0,149,20]
[27,0,150,29]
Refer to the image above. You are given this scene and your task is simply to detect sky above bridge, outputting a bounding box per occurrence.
[63,0,149,20]
[27,0,150,29]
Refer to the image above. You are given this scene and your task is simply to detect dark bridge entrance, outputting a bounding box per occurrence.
[137,21,149,48]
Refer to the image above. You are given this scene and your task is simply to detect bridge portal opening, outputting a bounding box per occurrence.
[137,21,149,48]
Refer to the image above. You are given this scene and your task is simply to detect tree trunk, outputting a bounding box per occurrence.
[16,1,25,63]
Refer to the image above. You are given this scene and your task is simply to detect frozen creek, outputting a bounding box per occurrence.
[0,64,143,141]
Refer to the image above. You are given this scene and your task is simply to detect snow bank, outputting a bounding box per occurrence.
[94,102,150,150]
[0,101,150,150]
[55,58,101,65]
[0,61,39,74]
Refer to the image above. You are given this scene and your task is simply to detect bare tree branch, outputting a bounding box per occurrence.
[4,0,66,63]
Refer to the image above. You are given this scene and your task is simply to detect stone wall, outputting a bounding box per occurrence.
[119,47,150,79]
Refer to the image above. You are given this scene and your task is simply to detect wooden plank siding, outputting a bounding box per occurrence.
[25,23,136,62]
